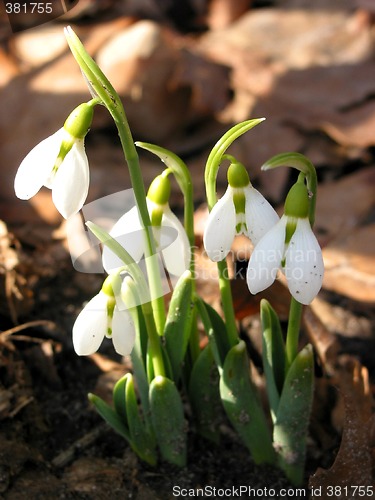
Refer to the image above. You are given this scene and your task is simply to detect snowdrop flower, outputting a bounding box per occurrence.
[14,102,95,219]
[247,178,324,305]
[73,274,136,356]
[103,174,191,277]
[203,161,279,262]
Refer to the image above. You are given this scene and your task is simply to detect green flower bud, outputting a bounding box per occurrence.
[147,174,171,205]
[227,162,250,188]
[64,102,94,139]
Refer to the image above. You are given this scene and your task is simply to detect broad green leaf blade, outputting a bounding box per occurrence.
[125,374,157,466]
[164,270,193,381]
[113,373,130,424]
[188,344,221,443]
[149,376,187,467]
[130,304,151,420]
[273,344,314,486]
[260,299,285,421]
[202,300,231,369]
[88,393,130,441]
[220,341,275,465]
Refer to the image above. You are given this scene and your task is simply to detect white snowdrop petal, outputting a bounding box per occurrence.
[111,308,136,356]
[102,206,144,273]
[203,188,236,262]
[160,207,191,277]
[14,129,64,200]
[244,186,279,245]
[52,140,89,218]
[285,218,324,305]
[72,292,107,355]
[247,216,286,294]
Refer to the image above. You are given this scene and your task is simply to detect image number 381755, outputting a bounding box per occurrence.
[3,0,79,32]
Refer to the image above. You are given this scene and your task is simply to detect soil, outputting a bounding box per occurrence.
[1,225,373,500]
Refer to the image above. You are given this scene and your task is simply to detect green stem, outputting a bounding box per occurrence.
[142,302,166,377]
[285,298,303,373]
[125,277,165,378]
[217,260,238,348]
[64,27,166,333]
[261,152,317,227]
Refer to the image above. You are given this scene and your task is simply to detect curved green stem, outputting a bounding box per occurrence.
[285,298,303,373]
[261,152,317,226]
[64,27,165,333]
[205,119,265,210]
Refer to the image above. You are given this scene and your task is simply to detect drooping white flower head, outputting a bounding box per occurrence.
[247,178,324,305]
[203,161,279,262]
[102,174,191,277]
[14,102,94,219]
[73,274,136,356]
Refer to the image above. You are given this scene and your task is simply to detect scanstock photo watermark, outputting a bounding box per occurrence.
[1,0,78,32]
[171,485,307,497]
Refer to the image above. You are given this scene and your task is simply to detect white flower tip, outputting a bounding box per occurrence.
[73,332,99,356]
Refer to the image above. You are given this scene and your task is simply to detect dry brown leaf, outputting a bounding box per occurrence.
[323,224,375,302]
[309,361,374,496]
[315,167,375,244]
[303,303,340,375]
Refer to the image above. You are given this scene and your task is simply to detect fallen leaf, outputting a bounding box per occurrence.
[309,361,374,496]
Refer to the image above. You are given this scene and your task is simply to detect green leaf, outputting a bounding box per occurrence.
[273,344,314,486]
[149,376,187,467]
[203,301,231,368]
[130,304,151,420]
[189,344,221,443]
[260,299,285,421]
[125,374,157,466]
[220,341,275,465]
[164,270,194,381]
[113,374,129,424]
[88,393,130,441]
